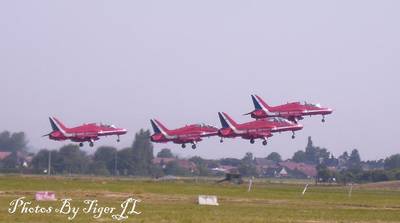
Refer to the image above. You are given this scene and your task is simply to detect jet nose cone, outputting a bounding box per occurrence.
[320,108,333,116]
[120,128,128,134]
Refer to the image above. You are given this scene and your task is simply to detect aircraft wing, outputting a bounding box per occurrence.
[280,112,303,118]
[174,136,202,143]
[201,131,219,137]
[248,130,273,139]
[71,132,99,141]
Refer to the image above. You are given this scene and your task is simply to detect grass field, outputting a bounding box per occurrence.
[1,175,400,223]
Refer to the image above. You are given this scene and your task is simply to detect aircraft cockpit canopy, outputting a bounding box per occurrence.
[303,102,321,108]
[270,117,292,124]
[195,123,216,129]
[98,123,117,129]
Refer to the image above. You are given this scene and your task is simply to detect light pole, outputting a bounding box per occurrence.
[114,151,118,176]
[48,150,51,176]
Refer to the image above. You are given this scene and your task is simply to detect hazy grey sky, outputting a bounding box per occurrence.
[1,1,399,160]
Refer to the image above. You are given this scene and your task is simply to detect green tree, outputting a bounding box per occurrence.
[94,146,117,174]
[48,150,62,174]
[348,149,362,172]
[1,152,19,170]
[151,165,164,178]
[292,150,306,162]
[0,131,28,152]
[292,137,330,165]
[219,158,241,167]
[349,149,361,163]
[116,147,134,175]
[316,164,332,182]
[324,154,338,167]
[304,136,315,163]
[57,144,89,174]
[238,152,257,176]
[190,156,210,176]
[131,129,154,176]
[116,130,155,176]
[339,170,356,184]
[164,161,191,176]
[384,154,400,170]
[157,148,174,158]
[88,161,110,176]
[31,149,51,173]
[338,151,349,168]
[359,170,389,183]
[266,152,282,162]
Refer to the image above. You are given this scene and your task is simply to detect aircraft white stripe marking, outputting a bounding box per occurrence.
[254,96,276,116]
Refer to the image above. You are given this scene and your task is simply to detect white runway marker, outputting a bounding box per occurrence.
[248,178,253,192]
[348,184,353,197]
[198,195,219,206]
[302,184,309,196]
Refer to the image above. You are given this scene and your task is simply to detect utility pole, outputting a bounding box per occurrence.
[114,151,118,176]
[48,150,51,176]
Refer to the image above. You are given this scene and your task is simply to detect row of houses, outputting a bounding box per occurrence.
[256,159,317,178]
[154,156,386,179]
[2,151,317,178]
[0,151,34,168]
[153,157,197,173]
[2,151,381,178]
[152,157,319,178]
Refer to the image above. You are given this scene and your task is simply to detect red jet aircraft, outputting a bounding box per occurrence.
[150,119,218,149]
[218,112,303,146]
[245,95,333,123]
[43,117,127,147]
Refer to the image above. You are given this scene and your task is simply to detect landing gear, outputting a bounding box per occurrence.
[262,140,268,146]
[250,138,255,144]
[181,144,186,149]
[220,138,224,143]
[79,143,84,147]
[191,144,197,149]
[292,131,295,139]
[117,135,120,142]
[322,115,326,123]
[89,142,94,147]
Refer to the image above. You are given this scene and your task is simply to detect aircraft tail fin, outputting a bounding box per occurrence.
[254,95,273,111]
[49,117,59,131]
[251,95,263,110]
[49,117,68,135]
[218,112,230,128]
[150,119,161,134]
[151,119,170,135]
[218,112,238,130]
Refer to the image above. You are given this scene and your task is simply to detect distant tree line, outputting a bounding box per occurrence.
[1,129,156,176]
[2,130,400,184]
[0,131,28,152]
[0,131,30,171]
[292,137,400,184]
